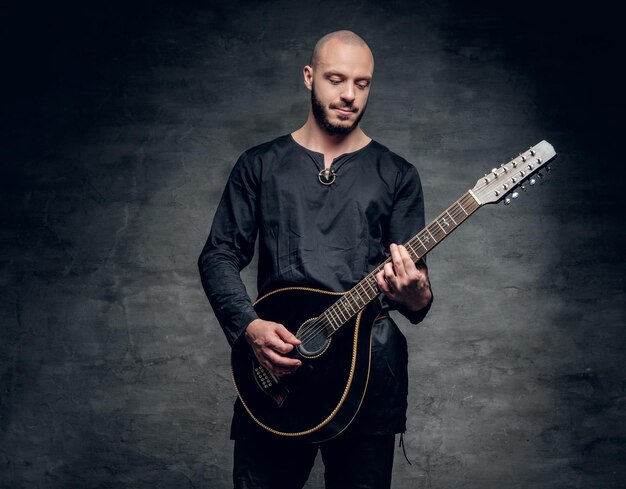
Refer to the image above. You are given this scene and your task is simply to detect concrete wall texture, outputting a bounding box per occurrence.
[1,1,624,487]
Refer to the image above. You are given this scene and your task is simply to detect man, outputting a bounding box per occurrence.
[199,30,432,489]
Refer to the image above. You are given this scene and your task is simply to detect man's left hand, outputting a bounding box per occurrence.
[375,243,431,311]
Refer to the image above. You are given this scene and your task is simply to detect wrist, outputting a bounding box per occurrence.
[244,318,262,343]
[403,287,432,312]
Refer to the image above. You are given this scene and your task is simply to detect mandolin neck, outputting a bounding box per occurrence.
[322,191,481,333]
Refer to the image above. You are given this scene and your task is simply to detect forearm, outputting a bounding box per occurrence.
[198,246,258,346]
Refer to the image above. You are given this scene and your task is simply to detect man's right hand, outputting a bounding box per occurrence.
[244,319,302,377]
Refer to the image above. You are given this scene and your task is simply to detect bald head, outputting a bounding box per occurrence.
[309,30,373,70]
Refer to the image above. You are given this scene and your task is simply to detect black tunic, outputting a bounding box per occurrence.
[198,134,432,437]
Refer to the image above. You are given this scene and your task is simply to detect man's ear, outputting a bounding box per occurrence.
[303,65,313,91]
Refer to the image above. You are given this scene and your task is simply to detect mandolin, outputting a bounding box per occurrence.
[231,140,557,442]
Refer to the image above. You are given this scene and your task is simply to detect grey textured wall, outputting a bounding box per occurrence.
[1,1,624,488]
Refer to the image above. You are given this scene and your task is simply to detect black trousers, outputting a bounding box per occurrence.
[233,433,396,489]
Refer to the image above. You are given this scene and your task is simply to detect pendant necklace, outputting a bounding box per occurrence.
[318,167,336,186]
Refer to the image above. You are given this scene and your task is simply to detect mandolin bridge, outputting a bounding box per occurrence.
[254,365,289,407]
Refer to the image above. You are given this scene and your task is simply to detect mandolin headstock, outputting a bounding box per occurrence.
[470,141,557,205]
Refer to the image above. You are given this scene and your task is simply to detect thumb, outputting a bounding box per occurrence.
[275,324,301,345]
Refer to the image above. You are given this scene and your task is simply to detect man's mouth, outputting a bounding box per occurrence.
[331,106,357,115]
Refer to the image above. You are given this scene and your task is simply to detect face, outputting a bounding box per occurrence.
[305,40,374,135]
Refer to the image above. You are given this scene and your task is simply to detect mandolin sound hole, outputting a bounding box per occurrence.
[296,318,331,357]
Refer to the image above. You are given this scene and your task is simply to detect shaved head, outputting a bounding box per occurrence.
[300,30,374,137]
[309,30,373,69]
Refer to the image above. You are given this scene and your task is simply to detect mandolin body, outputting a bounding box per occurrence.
[231,287,379,443]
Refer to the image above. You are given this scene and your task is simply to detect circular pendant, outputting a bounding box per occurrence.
[318,168,336,186]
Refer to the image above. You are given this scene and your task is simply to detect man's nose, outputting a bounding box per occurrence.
[341,84,355,103]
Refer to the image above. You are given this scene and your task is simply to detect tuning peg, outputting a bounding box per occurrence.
[504,197,511,205]
[511,192,520,199]
[529,178,537,186]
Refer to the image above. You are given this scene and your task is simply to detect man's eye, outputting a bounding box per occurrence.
[329,79,341,85]
[357,83,369,90]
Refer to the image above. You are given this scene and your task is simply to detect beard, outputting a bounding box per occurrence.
[311,86,367,135]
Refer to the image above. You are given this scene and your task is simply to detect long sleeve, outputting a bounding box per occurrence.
[198,153,260,346]
[382,162,433,324]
